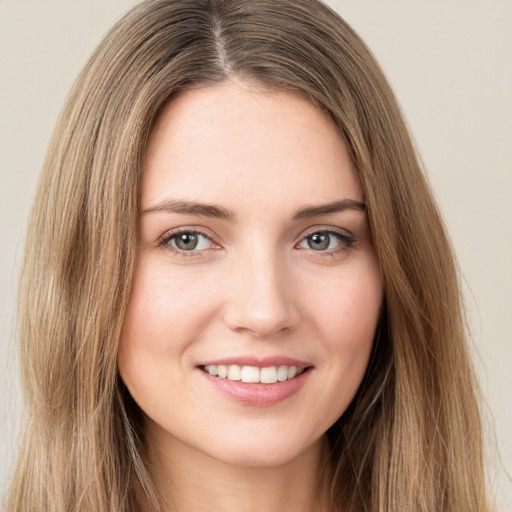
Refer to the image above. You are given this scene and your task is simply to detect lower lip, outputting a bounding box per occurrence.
[199,368,311,406]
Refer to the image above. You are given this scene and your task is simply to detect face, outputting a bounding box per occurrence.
[119,80,382,468]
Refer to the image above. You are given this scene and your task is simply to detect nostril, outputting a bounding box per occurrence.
[223,302,300,338]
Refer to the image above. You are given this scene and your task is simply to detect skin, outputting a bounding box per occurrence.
[118,79,383,511]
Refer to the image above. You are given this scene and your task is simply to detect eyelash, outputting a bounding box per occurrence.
[158,228,219,258]
[158,227,357,258]
[298,228,357,253]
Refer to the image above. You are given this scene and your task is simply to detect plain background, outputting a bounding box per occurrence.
[0,1,510,509]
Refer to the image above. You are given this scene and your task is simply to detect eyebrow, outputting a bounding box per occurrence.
[291,199,365,220]
[142,198,365,221]
[143,200,235,220]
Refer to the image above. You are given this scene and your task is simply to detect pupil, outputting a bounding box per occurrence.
[176,233,198,250]
[308,232,329,250]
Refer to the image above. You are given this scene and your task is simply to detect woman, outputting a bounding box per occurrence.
[6,0,491,511]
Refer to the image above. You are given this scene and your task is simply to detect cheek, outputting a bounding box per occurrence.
[300,259,382,417]
[121,257,219,348]
[305,259,382,348]
[117,257,219,403]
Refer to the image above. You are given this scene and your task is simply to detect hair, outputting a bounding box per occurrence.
[6,1,491,511]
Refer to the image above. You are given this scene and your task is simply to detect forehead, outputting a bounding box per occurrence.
[141,80,362,214]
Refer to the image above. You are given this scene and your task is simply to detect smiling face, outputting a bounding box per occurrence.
[118,80,383,469]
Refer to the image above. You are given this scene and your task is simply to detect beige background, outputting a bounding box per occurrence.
[1,1,510,509]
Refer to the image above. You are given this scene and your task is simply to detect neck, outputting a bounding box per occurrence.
[143,422,332,512]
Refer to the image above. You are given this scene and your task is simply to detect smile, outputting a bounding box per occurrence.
[197,357,313,405]
[202,364,306,384]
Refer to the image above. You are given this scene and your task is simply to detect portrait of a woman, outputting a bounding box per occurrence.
[1,1,510,511]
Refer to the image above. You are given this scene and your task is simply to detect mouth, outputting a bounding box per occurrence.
[200,364,310,384]
[197,356,313,405]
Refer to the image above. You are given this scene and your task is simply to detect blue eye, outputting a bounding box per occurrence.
[164,231,213,252]
[298,230,355,251]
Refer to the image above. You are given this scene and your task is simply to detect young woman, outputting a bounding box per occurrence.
[6,1,492,511]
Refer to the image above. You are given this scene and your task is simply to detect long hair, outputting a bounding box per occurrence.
[7,1,490,510]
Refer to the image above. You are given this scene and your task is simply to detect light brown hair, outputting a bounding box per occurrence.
[7,1,491,510]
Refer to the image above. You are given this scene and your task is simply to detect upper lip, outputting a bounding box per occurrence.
[197,355,312,369]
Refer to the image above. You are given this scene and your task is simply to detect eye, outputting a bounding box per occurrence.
[297,229,355,252]
[161,230,215,252]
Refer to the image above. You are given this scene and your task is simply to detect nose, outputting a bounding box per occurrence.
[222,250,300,338]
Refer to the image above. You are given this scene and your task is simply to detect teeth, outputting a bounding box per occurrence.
[277,365,288,381]
[241,366,260,383]
[288,366,297,379]
[260,366,278,384]
[227,365,241,381]
[203,364,306,384]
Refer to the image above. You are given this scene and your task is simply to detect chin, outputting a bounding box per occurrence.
[196,427,325,469]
